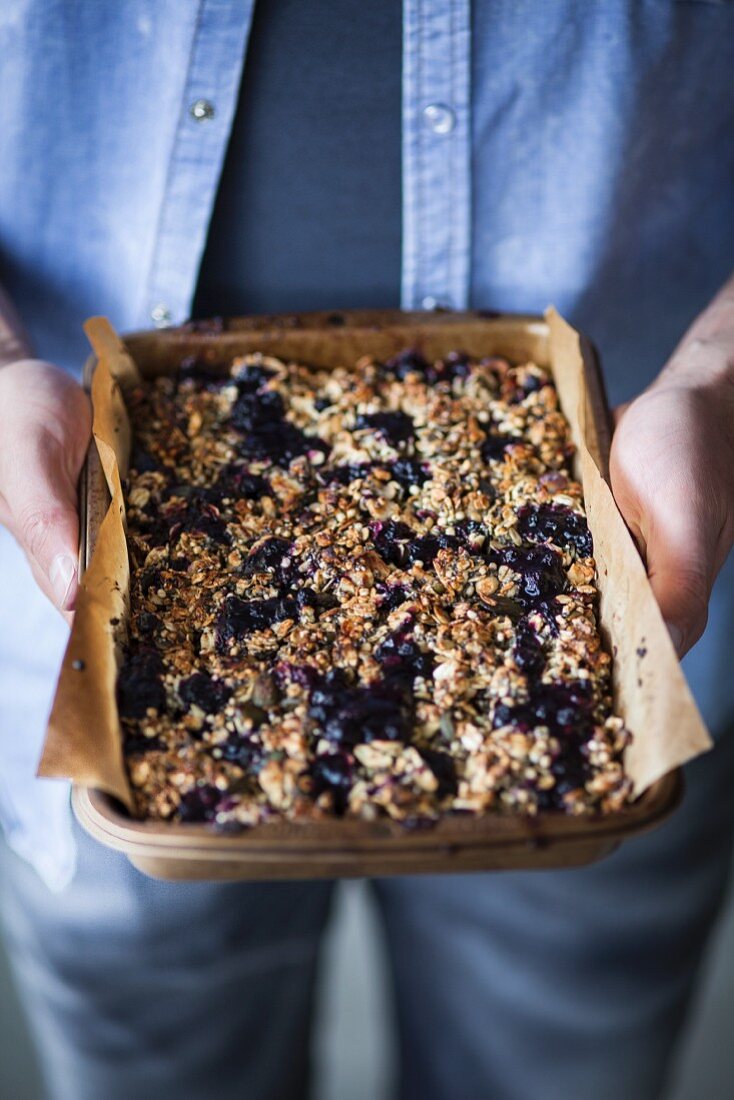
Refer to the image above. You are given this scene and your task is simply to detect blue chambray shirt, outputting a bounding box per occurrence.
[1,0,734,888]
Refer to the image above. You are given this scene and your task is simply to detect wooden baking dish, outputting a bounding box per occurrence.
[56,309,701,880]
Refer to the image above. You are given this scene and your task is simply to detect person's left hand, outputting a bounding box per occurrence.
[610,279,734,657]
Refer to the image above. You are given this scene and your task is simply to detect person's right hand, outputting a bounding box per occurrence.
[0,360,92,619]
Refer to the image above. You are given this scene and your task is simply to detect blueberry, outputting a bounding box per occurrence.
[382,348,430,381]
[275,663,320,691]
[215,594,298,647]
[230,388,329,466]
[187,505,231,545]
[389,458,430,491]
[517,503,592,558]
[123,734,164,755]
[117,650,165,719]
[492,680,594,741]
[371,520,415,567]
[404,533,460,567]
[213,734,262,771]
[242,537,293,579]
[310,752,353,815]
[215,465,271,501]
[139,566,162,595]
[308,669,413,747]
[429,351,472,385]
[417,747,457,798]
[454,519,488,548]
[129,445,160,473]
[375,631,434,682]
[513,620,545,677]
[215,588,322,649]
[493,545,567,607]
[233,364,276,394]
[480,433,521,463]
[552,749,589,794]
[136,610,162,638]
[178,672,232,715]
[354,411,415,447]
[321,463,371,486]
[178,785,220,823]
[376,583,411,612]
[230,388,285,432]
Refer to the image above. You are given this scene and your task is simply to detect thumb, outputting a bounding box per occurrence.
[1,435,81,613]
[643,509,713,658]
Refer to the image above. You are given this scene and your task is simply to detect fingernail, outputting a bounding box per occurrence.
[49,553,76,610]
[666,623,684,656]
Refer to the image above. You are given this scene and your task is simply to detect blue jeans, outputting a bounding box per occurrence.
[3,734,734,1100]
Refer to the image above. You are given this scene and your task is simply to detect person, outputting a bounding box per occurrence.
[1,3,734,1098]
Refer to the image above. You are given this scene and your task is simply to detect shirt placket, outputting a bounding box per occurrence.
[142,0,256,329]
[401,0,472,312]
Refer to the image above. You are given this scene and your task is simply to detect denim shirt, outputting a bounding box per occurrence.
[1,0,734,887]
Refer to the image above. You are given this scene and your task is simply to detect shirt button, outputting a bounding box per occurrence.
[189,98,216,122]
[150,302,172,327]
[422,103,456,135]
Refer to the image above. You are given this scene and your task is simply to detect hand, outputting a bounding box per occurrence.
[610,290,734,657]
[0,360,92,619]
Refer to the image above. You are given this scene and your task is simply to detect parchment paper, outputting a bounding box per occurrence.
[39,312,712,806]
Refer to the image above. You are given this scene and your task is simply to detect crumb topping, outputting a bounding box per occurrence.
[119,347,632,827]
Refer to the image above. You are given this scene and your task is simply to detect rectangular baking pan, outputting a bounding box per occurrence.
[71,309,682,880]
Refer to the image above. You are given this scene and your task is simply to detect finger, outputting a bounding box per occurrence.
[643,506,716,657]
[1,434,81,612]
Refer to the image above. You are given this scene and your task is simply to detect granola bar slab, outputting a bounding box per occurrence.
[119,346,632,828]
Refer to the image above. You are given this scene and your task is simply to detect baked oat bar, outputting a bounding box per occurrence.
[118,344,632,827]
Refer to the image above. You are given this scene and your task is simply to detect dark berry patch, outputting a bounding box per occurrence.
[355,411,415,447]
[382,348,430,381]
[232,364,276,394]
[376,583,411,612]
[493,545,567,607]
[390,458,430,491]
[230,389,329,466]
[213,734,263,771]
[178,785,220,823]
[417,747,457,798]
[216,465,270,501]
[308,669,413,747]
[309,752,354,815]
[178,672,232,714]
[129,445,160,474]
[375,630,434,682]
[513,620,546,677]
[117,650,165,719]
[321,463,371,486]
[123,734,165,755]
[480,433,522,463]
[517,503,592,558]
[242,537,293,579]
[493,680,595,742]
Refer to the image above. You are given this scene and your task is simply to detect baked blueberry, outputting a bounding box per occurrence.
[178,671,232,714]
[517,503,592,558]
[117,649,165,719]
[308,669,413,747]
[354,411,415,447]
[389,458,430,491]
[178,784,220,823]
[309,752,353,815]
